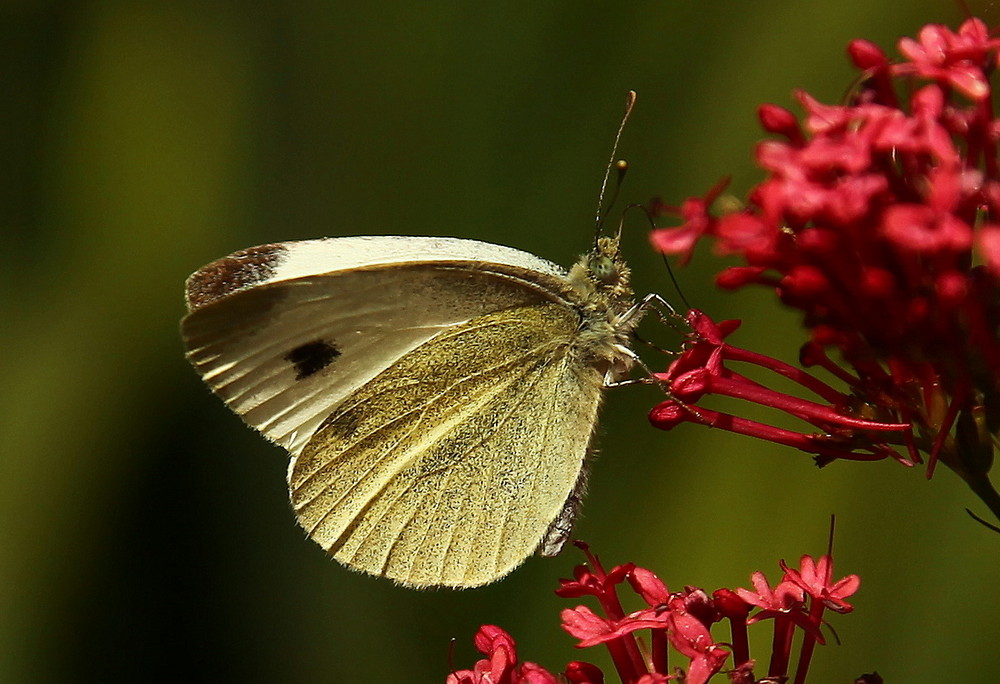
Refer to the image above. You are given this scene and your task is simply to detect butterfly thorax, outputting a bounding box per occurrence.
[565,235,639,380]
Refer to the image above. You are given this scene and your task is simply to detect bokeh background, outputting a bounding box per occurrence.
[3,1,999,682]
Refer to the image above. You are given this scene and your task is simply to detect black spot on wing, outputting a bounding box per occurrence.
[286,340,341,380]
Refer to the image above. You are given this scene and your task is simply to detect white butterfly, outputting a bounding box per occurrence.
[181,233,645,587]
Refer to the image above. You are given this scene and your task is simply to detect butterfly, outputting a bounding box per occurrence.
[181,231,648,588]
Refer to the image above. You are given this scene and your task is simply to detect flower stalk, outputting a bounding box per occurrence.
[649,310,910,467]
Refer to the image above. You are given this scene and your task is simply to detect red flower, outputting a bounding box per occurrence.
[650,17,1000,522]
[663,611,729,684]
[895,19,1000,100]
[627,566,671,607]
[561,605,670,649]
[780,554,860,615]
[736,571,806,618]
[556,544,635,609]
[446,625,559,684]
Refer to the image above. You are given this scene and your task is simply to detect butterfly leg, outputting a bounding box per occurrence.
[624,292,685,327]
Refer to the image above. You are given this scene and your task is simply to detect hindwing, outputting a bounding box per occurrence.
[288,302,604,588]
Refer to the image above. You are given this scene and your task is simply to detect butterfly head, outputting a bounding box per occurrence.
[572,235,633,308]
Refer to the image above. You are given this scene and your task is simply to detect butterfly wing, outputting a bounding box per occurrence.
[181,236,573,456]
[289,302,605,587]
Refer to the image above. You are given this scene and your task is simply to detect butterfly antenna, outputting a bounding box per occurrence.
[594,90,637,247]
[661,251,692,311]
[621,199,695,312]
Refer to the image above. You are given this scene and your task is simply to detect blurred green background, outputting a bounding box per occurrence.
[3,1,998,682]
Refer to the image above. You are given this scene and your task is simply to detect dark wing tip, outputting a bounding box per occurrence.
[184,243,288,311]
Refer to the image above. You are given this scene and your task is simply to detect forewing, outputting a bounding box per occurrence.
[181,237,572,455]
[288,303,606,588]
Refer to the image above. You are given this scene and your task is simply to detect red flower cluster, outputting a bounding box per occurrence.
[447,544,861,684]
[650,18,1000,521]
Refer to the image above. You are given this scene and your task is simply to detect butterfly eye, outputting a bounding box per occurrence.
[589,255,618,284]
